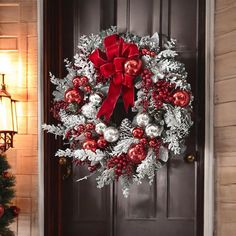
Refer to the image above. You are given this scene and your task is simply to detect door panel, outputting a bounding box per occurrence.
[43,0,205,235]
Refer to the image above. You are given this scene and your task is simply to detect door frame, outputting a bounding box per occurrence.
[37,0,215,235]
[204,0,215,235]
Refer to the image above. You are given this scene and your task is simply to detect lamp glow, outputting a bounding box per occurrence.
[0,74,18,152]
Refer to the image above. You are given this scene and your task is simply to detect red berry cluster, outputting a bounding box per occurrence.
[140,69,153,110]
[88,163,100,173]
[73,159,100,173]
[141,48,156,57]
[73,76,92,93]
[51,101,67,120]
[141,69,153,89]
[107,154,134,180]
[65,123,95,140]
[152,81,175,109]
[96,71,108,84]
[132,128,162,158]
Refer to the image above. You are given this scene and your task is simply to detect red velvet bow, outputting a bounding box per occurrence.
[89,34,141,121]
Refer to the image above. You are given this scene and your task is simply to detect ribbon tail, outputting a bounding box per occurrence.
[122,86,134,112]
[97,81,122,121]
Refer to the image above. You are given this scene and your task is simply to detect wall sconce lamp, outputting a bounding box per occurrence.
[0,73,18,152]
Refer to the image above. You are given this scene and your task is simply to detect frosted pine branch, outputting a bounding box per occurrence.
[42,124,65,137]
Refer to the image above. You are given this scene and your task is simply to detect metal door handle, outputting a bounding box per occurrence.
[185,154,196,163]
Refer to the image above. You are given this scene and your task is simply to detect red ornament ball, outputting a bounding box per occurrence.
[2,171,12,178]
[64,89,83,104]
[172,90,190,107]
[10,206,20,217]
[124,59,142,76]
[82,139,97,152]
[128,144,147,164]
[132,127,144,139]
[0,204,4,218]
[97,136,108,149]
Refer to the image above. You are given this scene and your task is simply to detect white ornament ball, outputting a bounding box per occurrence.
[81,103,97,119]
[145,124,163,138]
[95,123,107,135]
[135,113,151,127]
[89,93,102,106]
[103,127,120,143]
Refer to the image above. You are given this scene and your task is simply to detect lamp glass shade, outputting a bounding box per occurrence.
[11,100,18,132]
[0,96,16,132]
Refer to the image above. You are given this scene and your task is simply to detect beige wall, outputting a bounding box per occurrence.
[215,0,236,235]
[0,0,38,235]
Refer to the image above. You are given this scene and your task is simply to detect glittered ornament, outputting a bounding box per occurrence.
[97,136,108,149]
[145,124,163,138]
[103,127,120,143]
[95,123,107,135]
[134,113,151,127]
[128,144,147,164]
[124,59,142,76]
[81,103,97,119]
[132,127,144,139]
[89,93,102,106]
[0,204,4,218]
[65,88,83,104]
[172,90,190,107]
[82,139,97,152]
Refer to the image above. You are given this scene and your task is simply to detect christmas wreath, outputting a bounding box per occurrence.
[43,27,193,197]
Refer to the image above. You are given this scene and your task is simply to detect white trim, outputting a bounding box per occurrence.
[37,0,44,236]
[204,0,215,235]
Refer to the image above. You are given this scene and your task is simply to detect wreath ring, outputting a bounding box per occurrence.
[43,27,193,197]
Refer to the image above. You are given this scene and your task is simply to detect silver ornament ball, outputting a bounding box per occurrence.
[95,123,107,135]
[103,127,120,143]
[81,103,97,119]
[135,113,151,127]
[89,93,102,106]
[145,124,163,138]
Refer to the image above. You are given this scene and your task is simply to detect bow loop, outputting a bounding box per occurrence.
[89,34,142,121]
[89,49,107,68]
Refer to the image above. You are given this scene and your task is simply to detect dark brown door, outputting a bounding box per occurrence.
[43,0,205,236]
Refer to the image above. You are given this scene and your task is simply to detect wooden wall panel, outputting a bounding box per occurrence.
[215,78,236,104]
[215,52,236,81]
[215,102,236,127]
[215,1,236,234]
[215,30,236,56]
[215,5,236,36]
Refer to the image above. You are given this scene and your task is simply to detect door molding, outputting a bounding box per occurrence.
[37,0,215,235]
[204,0,215,235]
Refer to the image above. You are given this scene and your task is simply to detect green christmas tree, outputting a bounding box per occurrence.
[0,153,19,236]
